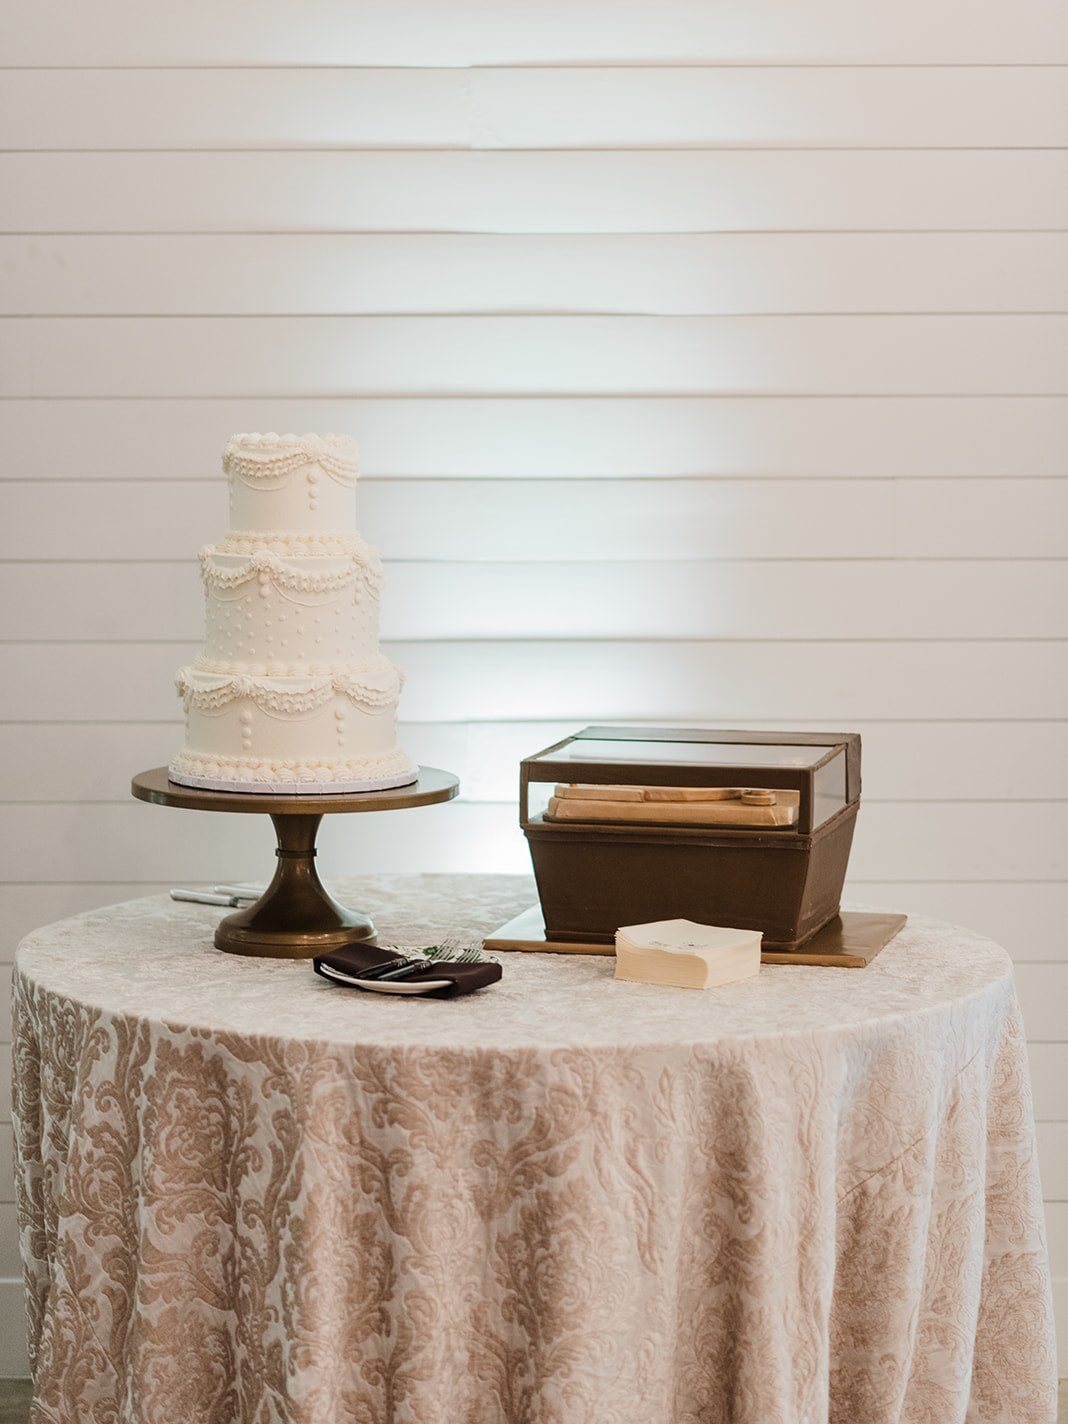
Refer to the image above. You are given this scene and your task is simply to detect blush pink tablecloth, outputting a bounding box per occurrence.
[12,874,1057,1424]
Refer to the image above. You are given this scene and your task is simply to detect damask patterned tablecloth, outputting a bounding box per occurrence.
[11,873,1057,1424]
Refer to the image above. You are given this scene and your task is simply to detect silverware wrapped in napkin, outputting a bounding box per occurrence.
[313,940,501,998]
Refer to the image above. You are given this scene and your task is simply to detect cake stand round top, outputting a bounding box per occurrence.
[131,764,459,815]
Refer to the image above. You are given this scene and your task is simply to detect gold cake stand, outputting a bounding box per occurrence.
[131,765,459,959]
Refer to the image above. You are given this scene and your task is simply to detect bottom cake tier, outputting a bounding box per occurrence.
[170,660,416,794]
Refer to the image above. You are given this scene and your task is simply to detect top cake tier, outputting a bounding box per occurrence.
[223,432,360,535]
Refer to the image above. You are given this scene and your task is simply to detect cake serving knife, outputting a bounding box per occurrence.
[213,884,264,901]
[171,889,251,908]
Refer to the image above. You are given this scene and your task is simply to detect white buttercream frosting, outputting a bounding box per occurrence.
[170,432,414,793]
[169,745,414,791]
[176,659,404,716]
[199,543,383,597]
[222,432,360,486]
[223,432,362,536]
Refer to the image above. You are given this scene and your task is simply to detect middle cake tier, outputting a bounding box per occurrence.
[199,533,383,670]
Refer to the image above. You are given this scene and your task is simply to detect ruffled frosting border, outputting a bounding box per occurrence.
[175,657,404,716]
[215,530,365,556]
[198,542,383,599]
[222,433,360,489]
[169,745,415,787]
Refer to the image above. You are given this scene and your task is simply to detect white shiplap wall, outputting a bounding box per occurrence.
[2,0,1067,1374]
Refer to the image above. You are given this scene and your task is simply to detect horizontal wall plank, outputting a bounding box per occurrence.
[472,68,1068,150]
[5,316,1067,398]
[1015,965,1068,1044]
[3,560,1065,641]
[5,721,1066,806]
[1021,1045,1066,1121]
[6,151,1068,233]
[1039,1124,1068,1199]
[1,800,1064,882]
[5,68,1067,151]
[0,69,470,151]
[0,801,506,882]
[389,559,1068,640]
[2,641,1061,722]
[0,722,469,806]
[1046,1203,1068,1277]
[7,233,1067,317]
[0,1127,11,1204]
[0,1280,29,1372]
[2,397,1064,480]
[2,880,1066,966]
[3,0,1065,65]
[839,804,1068,882]
[844,884,1068,965]
[0,884,176,957]
[4,478,1068,561]
[0,1208,17,1277]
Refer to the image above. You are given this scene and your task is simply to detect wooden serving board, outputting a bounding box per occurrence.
[484,906,907,969]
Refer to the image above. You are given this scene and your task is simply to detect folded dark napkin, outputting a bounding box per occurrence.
[313,944,502,998]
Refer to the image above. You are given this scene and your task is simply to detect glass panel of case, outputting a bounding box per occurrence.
[527,733,850,832]
[535,737,835,769]
[813,752,847,828]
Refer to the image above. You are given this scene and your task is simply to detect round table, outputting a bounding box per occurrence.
[11,875,1056,1424]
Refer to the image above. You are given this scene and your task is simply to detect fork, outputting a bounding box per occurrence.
[436,945,487,965]
[380,940,494,966]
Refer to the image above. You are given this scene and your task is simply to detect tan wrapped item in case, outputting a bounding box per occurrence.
[547,783,800,828]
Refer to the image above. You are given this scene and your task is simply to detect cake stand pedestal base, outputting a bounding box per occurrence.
[215,813,376,958]
[131,765,460,959]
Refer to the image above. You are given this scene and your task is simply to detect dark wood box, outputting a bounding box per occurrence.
[520,727,861,952]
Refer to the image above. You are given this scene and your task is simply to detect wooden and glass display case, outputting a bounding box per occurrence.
[520,726,861,952]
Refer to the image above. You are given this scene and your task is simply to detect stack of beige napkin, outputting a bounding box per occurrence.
[614,918,762,989]
[546,783,799,827]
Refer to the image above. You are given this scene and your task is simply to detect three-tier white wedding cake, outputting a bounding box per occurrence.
[168,432,416,793]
